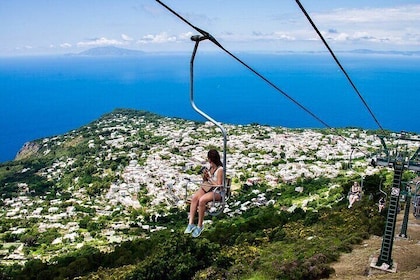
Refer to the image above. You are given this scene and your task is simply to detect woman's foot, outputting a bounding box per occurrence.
[192,226,204,238]
[184,224,196,234]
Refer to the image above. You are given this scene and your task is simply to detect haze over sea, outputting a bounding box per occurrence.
[1,52,419,163]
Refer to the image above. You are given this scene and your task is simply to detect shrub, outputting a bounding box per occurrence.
[127,234,219,280]
[273,254,334,280]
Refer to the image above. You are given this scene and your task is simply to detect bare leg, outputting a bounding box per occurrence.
[197,196,209,228]
[189,189,205,225]
[348,195,354,208]
[349,195,358,208]
[197,192,221,227]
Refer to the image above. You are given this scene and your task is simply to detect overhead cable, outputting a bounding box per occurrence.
[295,0,385,132]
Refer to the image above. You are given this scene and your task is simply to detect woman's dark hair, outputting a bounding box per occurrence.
[208,149,223,167]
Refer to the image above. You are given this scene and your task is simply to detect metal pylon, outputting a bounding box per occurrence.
[399,183,412,238]
[370,133,420,272]
[375,164,404,268]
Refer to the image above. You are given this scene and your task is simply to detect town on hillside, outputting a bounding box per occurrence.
[1,109,419,265]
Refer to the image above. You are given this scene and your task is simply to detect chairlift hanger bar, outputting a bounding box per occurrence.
[295,0,385,133]
[190,35,228,190]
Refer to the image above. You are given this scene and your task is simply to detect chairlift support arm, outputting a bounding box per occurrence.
[190,36,227,188]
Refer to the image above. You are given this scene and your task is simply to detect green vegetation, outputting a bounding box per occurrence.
[0,199,385,280]
[0,108,417,279]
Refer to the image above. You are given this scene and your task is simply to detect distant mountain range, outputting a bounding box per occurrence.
[348,49,420,56]
[76,46,145,56]
[73,46,419,57]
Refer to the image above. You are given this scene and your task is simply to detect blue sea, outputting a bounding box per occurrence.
[1,53,419,163]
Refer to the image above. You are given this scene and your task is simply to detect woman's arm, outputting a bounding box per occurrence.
[215,167,223,185]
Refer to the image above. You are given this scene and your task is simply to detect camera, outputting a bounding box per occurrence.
[199,166,208,174]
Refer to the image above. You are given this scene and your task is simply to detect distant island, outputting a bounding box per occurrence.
[75,46,145,56]
[73,46,420,57]
[348,49,420,56]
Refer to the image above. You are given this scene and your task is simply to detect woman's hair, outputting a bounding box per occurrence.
[208,149,223,167]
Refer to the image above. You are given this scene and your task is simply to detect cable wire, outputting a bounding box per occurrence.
[295,0,385,132]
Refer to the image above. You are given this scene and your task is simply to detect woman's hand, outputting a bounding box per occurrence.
[202,169,209,181]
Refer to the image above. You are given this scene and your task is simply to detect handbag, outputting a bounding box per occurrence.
[201,182,213,192]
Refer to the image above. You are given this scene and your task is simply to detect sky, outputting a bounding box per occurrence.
[1,0,419,56]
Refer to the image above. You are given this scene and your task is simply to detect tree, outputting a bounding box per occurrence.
[21,234,37,247]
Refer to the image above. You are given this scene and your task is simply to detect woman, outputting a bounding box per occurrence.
[348,181,361,208]
[378,196,386,212]
[184,149,224,237]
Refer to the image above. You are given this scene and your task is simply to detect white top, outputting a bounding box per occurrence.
[208,166,222,184]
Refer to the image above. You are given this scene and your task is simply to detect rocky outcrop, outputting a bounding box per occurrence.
[15,141,41,160]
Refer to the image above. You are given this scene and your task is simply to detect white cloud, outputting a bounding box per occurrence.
[178,31,194,41]
[254,32,295,41]
[138,32,177,44]
[60,43,72,48]
[77,37,124,47]
[121,34,133,41]
[272,32,296,41]
[15,46,33,51]
[311,5,420,47]
[315,5,420,24]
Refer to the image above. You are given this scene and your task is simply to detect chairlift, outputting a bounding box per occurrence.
[377,179,387,212]
[347,175,364,208]
[188,34,231,216]
[400,184,407,203]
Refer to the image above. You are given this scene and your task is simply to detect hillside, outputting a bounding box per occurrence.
[0,108,419,279]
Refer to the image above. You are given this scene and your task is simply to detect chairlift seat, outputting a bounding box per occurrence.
[186,178,231,216]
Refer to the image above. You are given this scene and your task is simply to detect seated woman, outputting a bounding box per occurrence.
[378,196,386,212]
[184,149,223,238]
[348,181,361,208]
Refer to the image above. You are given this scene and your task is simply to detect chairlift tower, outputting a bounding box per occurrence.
[370,134,420,272]
[398,182,412,238]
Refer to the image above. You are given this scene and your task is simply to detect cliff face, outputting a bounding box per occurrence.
[15,141,41,160]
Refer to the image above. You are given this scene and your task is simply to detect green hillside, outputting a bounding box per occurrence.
[0,109,417,279]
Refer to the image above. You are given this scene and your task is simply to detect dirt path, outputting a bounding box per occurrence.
[328,209,420,279]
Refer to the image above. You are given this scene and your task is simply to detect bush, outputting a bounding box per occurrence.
[127,234,219,280]
[274,254,334,280]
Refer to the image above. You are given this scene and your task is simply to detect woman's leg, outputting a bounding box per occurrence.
[197,192,221,227]
[349,195,355,207]
[189,189,205,224]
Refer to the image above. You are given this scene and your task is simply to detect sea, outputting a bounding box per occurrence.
[1,52,419,163]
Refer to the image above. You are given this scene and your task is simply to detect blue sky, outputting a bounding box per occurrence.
[1,0,419,56]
